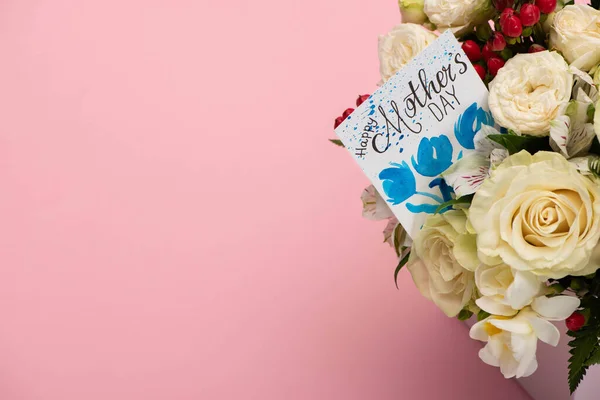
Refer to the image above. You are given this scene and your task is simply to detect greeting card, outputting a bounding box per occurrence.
[335,30,492,238]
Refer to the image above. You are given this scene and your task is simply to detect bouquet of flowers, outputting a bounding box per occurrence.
[332,0,600,393]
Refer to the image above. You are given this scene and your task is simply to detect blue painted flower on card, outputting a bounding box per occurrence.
[411,135,453,177]
[454,102,494,150]
[379,161,416,205]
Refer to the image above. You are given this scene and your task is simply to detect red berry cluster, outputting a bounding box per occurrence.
[461,0,555,83]
[462,39,506,80]
[334,94,370,129]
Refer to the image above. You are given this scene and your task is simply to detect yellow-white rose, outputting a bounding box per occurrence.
[423,0,493,36]
[469,151,600,279]
[488,51,573,136]
[407,210,477,317]
[378,24,437,84]
[550,5,600,72]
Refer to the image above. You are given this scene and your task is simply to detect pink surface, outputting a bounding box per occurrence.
[0,1,532,399]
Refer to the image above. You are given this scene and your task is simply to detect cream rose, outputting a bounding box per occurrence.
[488,51,573,136]
[407,210,477,317]
[378,24,437,84]
[550,5,600,72]
[423,0,493,36]
[469,151,600,279]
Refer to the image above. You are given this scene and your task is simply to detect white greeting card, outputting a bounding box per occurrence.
[335,30,492,239]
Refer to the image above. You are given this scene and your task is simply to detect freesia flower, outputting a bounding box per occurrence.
[475,263,543,316]
[470,295,580,378]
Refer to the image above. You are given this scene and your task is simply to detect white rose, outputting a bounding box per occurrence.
[550,5,600,72]
[470,295,580,378]
[469,151,600,279]
[475,264,543,316]
[378,24,437,84]
[399,0,428,24]
[407,210,477,317]
[488,51,573,136]
[423,0,493,36]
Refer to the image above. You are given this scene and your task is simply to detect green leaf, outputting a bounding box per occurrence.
[568,326,600,394]
[434,194,474,214]
[394,250,410,289]
[585,346,600,367]
[487,134,552,155]
[329,139,344,147]
[457,309,474,321]
[477,310,491,321]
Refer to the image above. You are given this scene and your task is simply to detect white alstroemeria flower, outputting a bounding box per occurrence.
[383,217,412,250]
[361,185,394,220]
[470,295,580,379]
[441,125,508,197]
[550,68,598,158]
[475,264,543,316]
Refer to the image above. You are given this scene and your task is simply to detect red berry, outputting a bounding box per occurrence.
[566,312,586,332]
[473,64,486,81]
[500,8,515,26]
[529,44,546,53]
[334,116,344,129]
[487,56,505,76]
[356,94,370,107]
[462,40,482,62]
[501,14,523,38]
[493,0,514,11]
[342,108,354,119]
[520,4,541,26]
[535,0,557,14]
[490,32,506,52]
[482,43,495,61]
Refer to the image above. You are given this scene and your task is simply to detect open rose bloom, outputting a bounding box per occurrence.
[335,0,600,395]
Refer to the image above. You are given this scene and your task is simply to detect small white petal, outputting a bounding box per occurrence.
[531,296,580,321]
[488,318,532,334]
[470,319,490,342]
[505,270,542,310]
[476,296,517,316]
[479,343,500,367]
[527,316,561,346]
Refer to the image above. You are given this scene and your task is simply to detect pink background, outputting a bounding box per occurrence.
[0,1,533,399]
